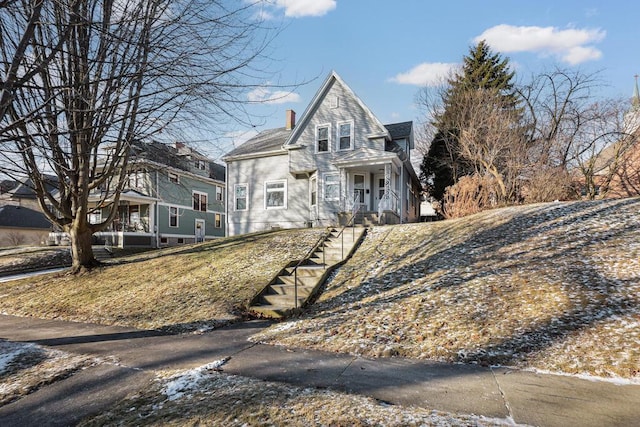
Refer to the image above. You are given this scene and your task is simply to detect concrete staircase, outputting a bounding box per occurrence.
[248,226,366,319]
[92,246,113,262]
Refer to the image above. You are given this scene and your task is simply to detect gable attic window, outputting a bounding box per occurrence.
[338,120,354,150]
[265,180,287,209]
[168,172,179,184]
[193,191,208,212]
[316,124,330,153]
[195,159,206,170]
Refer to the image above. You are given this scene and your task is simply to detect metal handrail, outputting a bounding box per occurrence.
[293,195,362,309]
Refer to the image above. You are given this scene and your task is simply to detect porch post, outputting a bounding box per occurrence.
[340,168,347,210]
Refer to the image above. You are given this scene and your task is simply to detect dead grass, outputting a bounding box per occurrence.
[0,229,325,331]
[253,198,640,379]
[80,365,508,427]
[0,340,95,406]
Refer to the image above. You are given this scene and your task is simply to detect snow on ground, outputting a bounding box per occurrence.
[90,361,520,426]
[252,199,640,380]
[0,340,96,406]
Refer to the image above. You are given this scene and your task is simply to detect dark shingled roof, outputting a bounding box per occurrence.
[0,205,52,229]
[385,121,412,140]
[131,141,225,181]
[224,128,291,159]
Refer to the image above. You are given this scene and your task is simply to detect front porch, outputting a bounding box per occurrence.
[337,209,401,227]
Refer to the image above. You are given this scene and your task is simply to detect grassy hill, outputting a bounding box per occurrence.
[0,228,325,331]
[1,198,638,380]
[254,198,640,379]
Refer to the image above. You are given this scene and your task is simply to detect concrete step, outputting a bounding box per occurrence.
[261,294,305,307]
[283,265,326,277]
[276,275,318,287]
[270,284,316,297]
[92,246,113,261]
[249,305,291,319]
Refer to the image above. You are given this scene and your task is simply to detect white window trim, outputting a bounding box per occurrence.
[264,179,287,210]
[337,120,354,151]
[193,190,208,212]
[323,173,340,201]
[234,183,248,211]
[315,123,332,154]
[214,213,222,228]
[169,206,179,228]
[310,175,317,207]
[215,185,223,201]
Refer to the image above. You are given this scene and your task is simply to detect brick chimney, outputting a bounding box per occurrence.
[285,109,296,130]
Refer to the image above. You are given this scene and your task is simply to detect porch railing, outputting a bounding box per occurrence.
[377,189,400,220]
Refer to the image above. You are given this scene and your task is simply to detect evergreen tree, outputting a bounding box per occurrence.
[421,40,518,200]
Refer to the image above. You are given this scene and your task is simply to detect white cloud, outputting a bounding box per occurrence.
[247,87,301,104]
[475,24,605,65]
[390,63,459,87]
[272,0,336,18]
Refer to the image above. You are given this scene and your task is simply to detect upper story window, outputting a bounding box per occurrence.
[324,173,339,201]
[234,184,248,211]
[316,124,330,153]
[216,185,223,201]
[128,168,145,189]
[168,172,179,184]
[338,120,354,150]
[195,159,207,170]
[265,180,287,209]
[193,191,208,212]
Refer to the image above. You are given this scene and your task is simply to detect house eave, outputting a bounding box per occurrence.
[222,149,286,162]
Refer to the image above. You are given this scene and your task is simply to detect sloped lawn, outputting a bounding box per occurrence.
[253,198,640,380]
[0,229,325,331]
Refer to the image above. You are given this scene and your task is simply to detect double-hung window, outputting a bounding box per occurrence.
[169,206,178,227]
[193,191,208,212]
[316,124,330,153]
[265,180,287,209]
[215,213,221,228]
[234,184,248,211]
[338,120,354,150]
[216,185,223,201]
[324,174,339,201]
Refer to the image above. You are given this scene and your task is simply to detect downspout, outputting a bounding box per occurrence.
[155,170,159,248]
[225,162,229,237]
[400,163,404,224]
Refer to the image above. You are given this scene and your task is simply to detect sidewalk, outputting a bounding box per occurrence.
[0,314,638,426]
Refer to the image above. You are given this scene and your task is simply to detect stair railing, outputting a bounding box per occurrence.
[292,229,331,309]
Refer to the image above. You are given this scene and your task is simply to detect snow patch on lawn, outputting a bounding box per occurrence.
[162,357,230,401]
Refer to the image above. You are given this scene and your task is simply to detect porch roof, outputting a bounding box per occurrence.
[333,147,400,168]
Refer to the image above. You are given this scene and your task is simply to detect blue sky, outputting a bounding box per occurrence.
[213,0,640,158]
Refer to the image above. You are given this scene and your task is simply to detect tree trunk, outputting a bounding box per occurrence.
[68,223,99,273]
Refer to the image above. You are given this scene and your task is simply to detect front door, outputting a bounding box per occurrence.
[374,174,385,211]
[195,219,205,243]
[351,173,369,211]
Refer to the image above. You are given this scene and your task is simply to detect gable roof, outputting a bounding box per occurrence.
[130,141,225,181]
[223,128,291,160]
[0,205,52,229]
[284,71,391,147]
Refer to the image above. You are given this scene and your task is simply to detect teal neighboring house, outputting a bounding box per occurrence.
[90,141,225,248]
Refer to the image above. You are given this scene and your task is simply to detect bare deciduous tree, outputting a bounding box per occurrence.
[0,0,276,272]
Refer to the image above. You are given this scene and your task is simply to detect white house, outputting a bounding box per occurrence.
[223,71,421,236]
